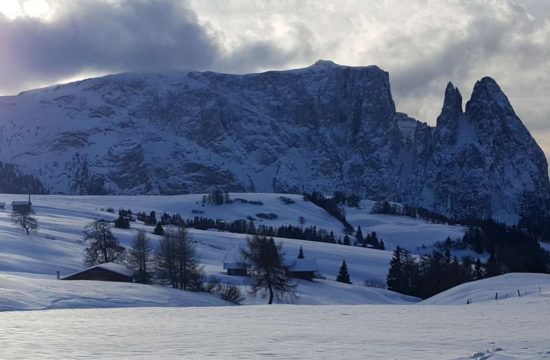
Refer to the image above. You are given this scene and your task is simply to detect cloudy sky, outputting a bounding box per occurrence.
[1,0,549,160]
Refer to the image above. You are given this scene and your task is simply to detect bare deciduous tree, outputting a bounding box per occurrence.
[11,207,37,235]
[128,230,152,283]
[83,220,125,266]
[241,235,297,304]
[156,225,202,290]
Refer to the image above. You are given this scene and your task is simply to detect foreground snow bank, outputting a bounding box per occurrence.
[0,272,418,311]
[422,273,550,305]
[1,297,550,359]
[0,273,228,311]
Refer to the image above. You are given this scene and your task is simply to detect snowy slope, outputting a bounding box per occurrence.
[0,273,227,311]
[421,273,550,305]
[0,193,467,277]
[1,296,550,359]
[1,193,549,358]
[1,193,453,308]
[347,200,465,251]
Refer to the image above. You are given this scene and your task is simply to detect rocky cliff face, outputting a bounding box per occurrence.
[0,60,548,220]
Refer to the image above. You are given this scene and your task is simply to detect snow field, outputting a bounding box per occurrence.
[0,273,227,311]
[2,192,460,308]
[421,273,550,305]
[1,193,550,358]
[1,296,550,359]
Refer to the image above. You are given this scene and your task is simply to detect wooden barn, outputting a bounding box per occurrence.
[62,263,134,282]
[286,258,318,281]
[11,200,32,212]
[223,262,248,276]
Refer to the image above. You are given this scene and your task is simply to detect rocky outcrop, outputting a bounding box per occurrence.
[0,61,548,220]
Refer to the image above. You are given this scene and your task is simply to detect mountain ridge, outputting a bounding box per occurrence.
[0,61,548,221]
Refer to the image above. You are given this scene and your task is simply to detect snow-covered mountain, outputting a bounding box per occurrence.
[0,60,548,219]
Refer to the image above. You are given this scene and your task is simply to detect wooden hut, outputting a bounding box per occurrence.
[223,262,248,276]
[11,200,32,212]
[286,258,318,281]
[62,263,134,282]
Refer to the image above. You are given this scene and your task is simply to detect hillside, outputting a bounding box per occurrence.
[0,61,548,220]
[2,193,550,359]
[421,273,550,305]
[0,272,228,311]
[1,193,457,309]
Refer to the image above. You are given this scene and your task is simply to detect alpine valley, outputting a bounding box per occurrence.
[0,60,548,221]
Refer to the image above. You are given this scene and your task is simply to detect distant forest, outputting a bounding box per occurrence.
[0,162,48,194]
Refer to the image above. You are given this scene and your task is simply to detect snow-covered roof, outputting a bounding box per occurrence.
[287,258,318,272]
[64,262,134,279]
[94,263,135,277]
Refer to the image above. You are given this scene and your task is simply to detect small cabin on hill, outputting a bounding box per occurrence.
[12,200,32,212]
[62,263,134,282]
[223,262,248,276]
[285,258,318,281]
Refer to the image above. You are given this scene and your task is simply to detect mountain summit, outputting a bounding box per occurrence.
[0,61,548,220]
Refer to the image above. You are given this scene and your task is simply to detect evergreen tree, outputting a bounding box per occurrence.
[485,253,500,277]
[83,220,125,266]
[114,211,130,229]
[346,194,361,208]
[297,246,304,259]
[153,222,165,236]
[387,246,405,293]
[473,258,484,280]
[240,235,297,304]
[336,260,352,284]
[355,226,364,245]
[343,235,351,246]
[365,231,381,247]
[473,231,484,254]
[379,239,385,250]
[148,211,157,226]
[128,230,152,283]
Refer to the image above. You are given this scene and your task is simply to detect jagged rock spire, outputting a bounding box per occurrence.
[436,82,463,128]
[466,77,515,117]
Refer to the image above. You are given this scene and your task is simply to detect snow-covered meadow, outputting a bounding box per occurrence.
[2,193,550,359]
[0,193,466,309]
[1,292,550,359]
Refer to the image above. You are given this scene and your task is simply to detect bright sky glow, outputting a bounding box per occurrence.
[0,0,52,20]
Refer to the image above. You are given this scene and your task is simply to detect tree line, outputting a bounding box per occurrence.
[387,219,550,299]
[302,191,354,231]
[0,161,48,194]
[387,247,484,299]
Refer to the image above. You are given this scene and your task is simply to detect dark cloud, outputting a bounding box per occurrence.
[0,0,219,93]
[0,0,316,94]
